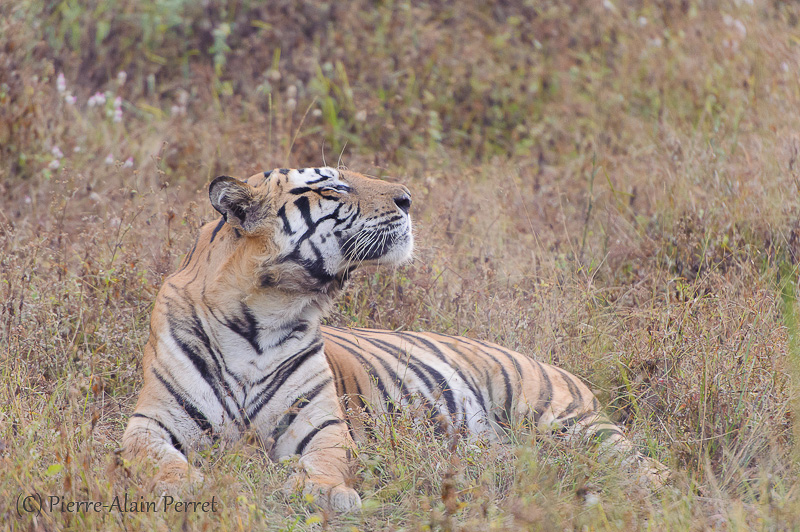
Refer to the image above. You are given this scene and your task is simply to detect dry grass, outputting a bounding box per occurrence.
[3,0,800,529]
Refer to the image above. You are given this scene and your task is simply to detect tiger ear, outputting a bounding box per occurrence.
[209,176,259,231]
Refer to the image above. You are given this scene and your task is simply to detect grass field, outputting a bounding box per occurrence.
[3,0,800,529]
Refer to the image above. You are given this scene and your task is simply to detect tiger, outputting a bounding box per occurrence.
[121,167,666,513]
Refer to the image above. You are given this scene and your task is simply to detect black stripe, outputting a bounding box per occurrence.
[431,337,491,417]
[389,332,488,418]
[366,337,435,390]
[277,205,293,234]
[209,217,226,243]
[492,344,527,382]
[556,410,595,430]
[414,332,513,428]
[293,200,343,246]
[358,337,443,417]
[306,175,331,185]
[362,335,458,421]
[130,413,186,456]
[381,214,406,224]
[269,376,333,449]
[168,311,242,424]
[530,359,553,422]
[269,321,308,348]
[321,333,399,414]
[337,208,360,232]
[351,376,366,407]
[254,339,323,386]
[288,196,336,283]
[325,350,346,393]
[302,240,330,281]
[152,368,215,437]
[456,337,520,427]
[295,419,344,456]
[222,303,263,355]
[492,345,527,427]
[551,367,585,419]
[290,186,341,200]
[195,297,250,390]
[592,427,624,441]
[294,196,314,229]
[324,340,369,414]
[326,330,449,423]
[325,344,373,446]
[177,236,200,273]
[245,341,323,424]
[396,332,486,421]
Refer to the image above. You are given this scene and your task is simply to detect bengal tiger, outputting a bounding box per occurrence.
[122,167,666,512]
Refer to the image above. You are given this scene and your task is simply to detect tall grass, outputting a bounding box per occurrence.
[3,0,800,529]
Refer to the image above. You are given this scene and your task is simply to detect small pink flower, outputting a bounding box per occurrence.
[57,72,66,93]
[51,146,64,159]
[122,157,134,168]
[64,92,76,105]
[114,96,122,109]
[105,153,114,165]
[117,71,127,85]
[48,159,61,170]
[113,108,123,122]
[88,92,106,107]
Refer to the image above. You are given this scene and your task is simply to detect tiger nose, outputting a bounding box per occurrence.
[393,191,412,214]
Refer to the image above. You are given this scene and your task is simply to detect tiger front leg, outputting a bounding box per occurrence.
[121,413,203,492]
[296,420,360,512]
[272,405,361,512]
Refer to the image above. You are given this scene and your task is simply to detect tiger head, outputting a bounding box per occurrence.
[207,167,413,295]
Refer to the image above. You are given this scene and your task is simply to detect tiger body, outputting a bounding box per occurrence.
[122,167,659,513]
[324,327,623,446]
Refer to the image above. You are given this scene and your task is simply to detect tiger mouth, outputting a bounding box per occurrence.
[340,227,413,266]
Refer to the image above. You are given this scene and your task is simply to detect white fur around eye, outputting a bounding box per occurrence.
[322,184,351,193]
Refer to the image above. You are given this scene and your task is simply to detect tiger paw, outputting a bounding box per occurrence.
[150,460,204,494]
[319,484,362,513]
[635,456,671,489]
[284,474,362,513]
[620,454,670,490]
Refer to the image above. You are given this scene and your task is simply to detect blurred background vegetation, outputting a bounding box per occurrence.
[3,0,800,530]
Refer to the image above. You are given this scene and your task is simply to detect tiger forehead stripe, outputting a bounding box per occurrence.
[262,167,340,185]
[277,168,348,197]
[296,167,339,183]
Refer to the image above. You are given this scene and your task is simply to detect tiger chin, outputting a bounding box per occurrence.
[121,167,666,514]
